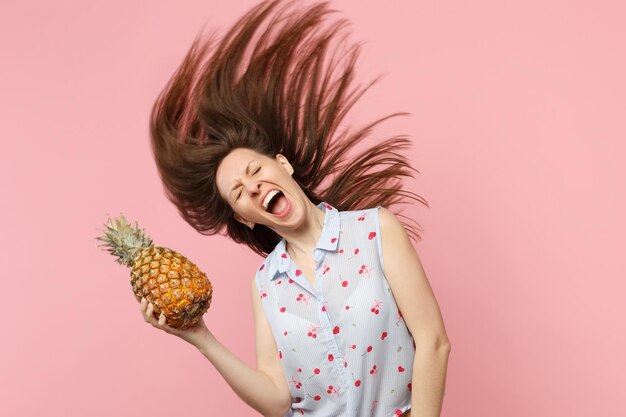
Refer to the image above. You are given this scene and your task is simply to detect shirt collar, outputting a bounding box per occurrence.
[267,201,340,281]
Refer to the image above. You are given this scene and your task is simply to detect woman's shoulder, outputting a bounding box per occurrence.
[254,238,284,280]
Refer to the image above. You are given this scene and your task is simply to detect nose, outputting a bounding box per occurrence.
[243,177,261,196]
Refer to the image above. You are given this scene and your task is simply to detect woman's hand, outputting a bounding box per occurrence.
[139,297,211,348]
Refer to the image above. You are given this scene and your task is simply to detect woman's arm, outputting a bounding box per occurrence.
[195,277,292,417]
[378,207,451,417]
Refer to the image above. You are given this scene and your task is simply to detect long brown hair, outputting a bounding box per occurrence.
[149,0,429,257]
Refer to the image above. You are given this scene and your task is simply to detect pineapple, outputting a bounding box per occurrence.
[96,214,213,329]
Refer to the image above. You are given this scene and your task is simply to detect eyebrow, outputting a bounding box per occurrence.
[229,159,256,197]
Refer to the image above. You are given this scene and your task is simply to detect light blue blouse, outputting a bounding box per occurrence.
[255,202,415,417]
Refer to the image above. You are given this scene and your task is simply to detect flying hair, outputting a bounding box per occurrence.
[149,0,429,257]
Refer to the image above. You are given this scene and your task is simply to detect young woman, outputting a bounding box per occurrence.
[140,1,450,416]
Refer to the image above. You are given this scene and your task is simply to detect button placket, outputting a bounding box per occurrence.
[316,251,350,396]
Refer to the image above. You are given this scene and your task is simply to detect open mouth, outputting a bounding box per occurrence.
[263,190,288,216]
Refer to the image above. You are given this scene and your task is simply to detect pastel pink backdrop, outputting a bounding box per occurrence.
[1,0,624,416]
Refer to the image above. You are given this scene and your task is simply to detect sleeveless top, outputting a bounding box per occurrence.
[255,202,415,417]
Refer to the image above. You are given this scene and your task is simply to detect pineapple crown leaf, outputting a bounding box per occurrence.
[96,213,154,268]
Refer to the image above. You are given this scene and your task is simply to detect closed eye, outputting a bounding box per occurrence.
[235,167,261,201]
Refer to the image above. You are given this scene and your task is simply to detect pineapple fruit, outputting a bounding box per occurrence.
[96,214,213,329]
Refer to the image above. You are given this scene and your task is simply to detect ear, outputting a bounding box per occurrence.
[275,153,294,176]
[233,213,247,224]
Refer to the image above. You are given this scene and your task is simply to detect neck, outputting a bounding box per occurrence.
[282,201,326,259]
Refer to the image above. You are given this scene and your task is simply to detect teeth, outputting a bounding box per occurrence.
[262,189,280,211]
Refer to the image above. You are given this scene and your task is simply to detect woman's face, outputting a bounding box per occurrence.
[216,147,308,231]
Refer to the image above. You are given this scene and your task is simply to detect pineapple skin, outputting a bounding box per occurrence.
[130,246,213,329]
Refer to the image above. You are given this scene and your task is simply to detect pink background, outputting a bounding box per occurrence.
[1,0,624,416]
